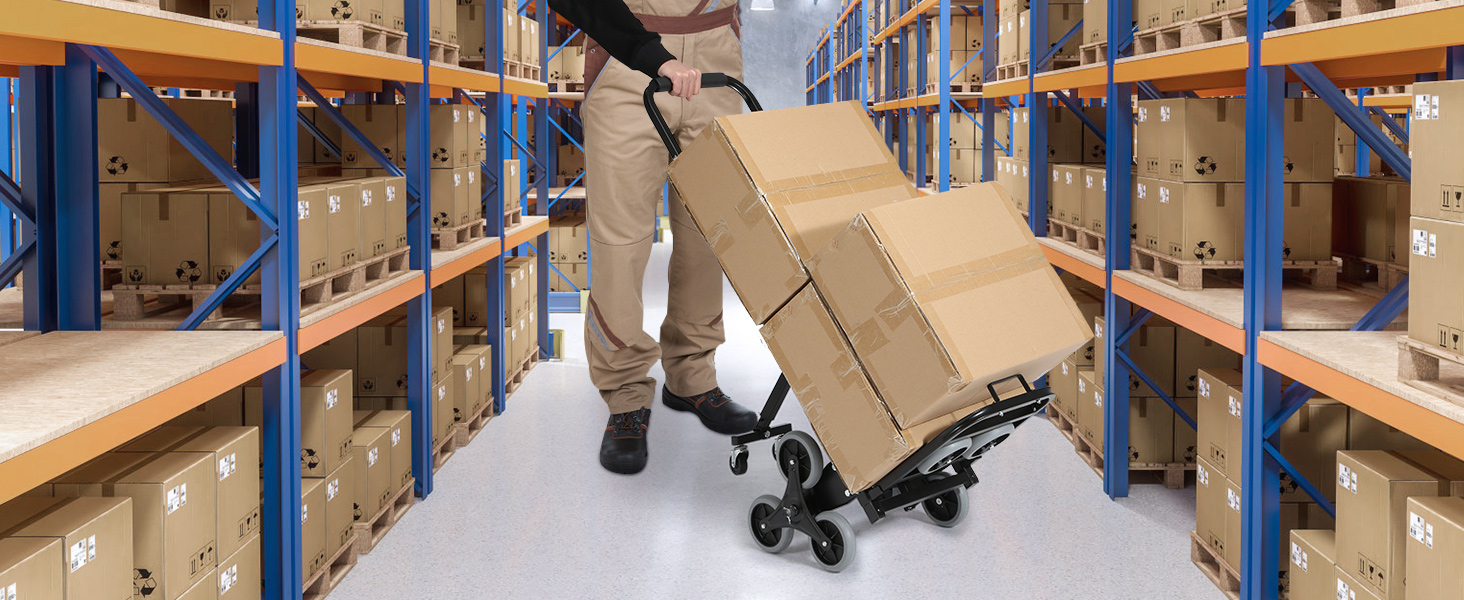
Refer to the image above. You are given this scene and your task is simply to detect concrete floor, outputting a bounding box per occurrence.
[332,241,1227,599]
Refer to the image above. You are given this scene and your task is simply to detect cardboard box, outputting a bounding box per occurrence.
[296,183,332,278]
[1081,166,1107,234]
[356,315,409,397]
[353,424,393,522]
[1076,368,1103,448]
[175,567,216,600]
[354,410,413,491]
[215,534,258,600]
[458,2,487,57]
[1333,176,1410,265]
[760,284,981,492]
[449,349,482,424]
[1093,314,1106,386]
[1285,99,1339,183]
[0,497,133,600]
[1129,397,1178,463]
[1348,409,1430,451]
[1133,177,1162,252]
[502,160,521,216]
[1197,368,1245,479]
[1135,0,1164,27]
[431,375,453,448]
[996,157,1030,213]
[669,101,919,324]
[303,369,355,477]
[1335,449,1464,599]
[1084,0,1107,44]
[462,266,491,327]
[432,305,454,382]
[98,98,234,183]
[120,186,211,287]
[1067,283,1104,367]
[1408,81,1464,224]
[1012,107,1085,163]
[300,478,326,578]
[430,167,470,228]
[117,426,261,561]
[1405,496,1464,600]
[1408,216,1464,353]
[339,104,403,169]
[1176,328,1241,396]
[1336,567,1384,600]
[322,457,355,559]
[1049,357,1080,422]
[1126,322,1176,398]
[100,183,167,261]
[429,105,470,169]
[502,9,519,62]
[809,185,1092,427]
[198,188,264,285]
[0,538,63,600]
[1051,164,1085,227]
[1156,180,1246,262]
[1290,529,1336,600]
[1135,101,1162,179]
[1153,98,1247,182]
[355,177,388,258]
[1196,457,1244,569]
[1174,396,1199,463]
[453,326,489,346]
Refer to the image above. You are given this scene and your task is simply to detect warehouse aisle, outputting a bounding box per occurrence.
[332,242,1227,599]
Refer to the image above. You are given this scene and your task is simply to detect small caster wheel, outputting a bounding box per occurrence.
[774,431,823,490]
[748,494,791,553]
[923,484,968,528]
[810,511,856,572]
[729,446,749,476]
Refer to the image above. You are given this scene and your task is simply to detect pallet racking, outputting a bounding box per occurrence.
[811,0,1464,597]
[0,0,551,597]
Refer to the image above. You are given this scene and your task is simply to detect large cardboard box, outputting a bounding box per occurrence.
[1405,496,1464,600]
[1197,368,1245,479]
[458,2,488,57]
[1155,98,1246,182]
[1335,449,1464,599]
[997,157,1030,213]
[1129,396,1176,463]
[1155,181,1333,263]
[215,534,258,600]
[449,349,482,424]
[1407,216,1464,353]
[1135,101,1162,179]
[323,457,355,559]
[98,98,234,184]
[502,159,521,216]
[1012,107,1085,163]
[296,183,333,278]
[356,315,409,397]
[1408,81,1464,224]
[353,425,394,521]
[1197,368,1347,498]
[1081,166,1107,233]
[197,188,264,285]
[432,306,454,382]
[809,185,1092,428]
[1336,567,1385,600]
[303,370,355,477]
[1284,98,1340,183]
[356,177,388,258]
[1126,322,1176,398]
[1048,357,1079,422]
[1290,529,1336,600]
[669,101,919,324]
[120,187,211,287]
[1051,164,1085,227]
[462,266,492,327]
[0,497,133,600]
[354,410,414,491]
[1133,177,1163,252]
[1176,328,1241,396]
[431,167,471,228]
[1084,0,1107,44]
[429,105,470,168]
[100,182,167,261]
[1333,176,1410,265]
[432,376,454,448]
[117,426,262,561]
[1076,368,1103,447]
[760,285,978,492]
[300,478,326,578]
[339,104,403,169]
[0,538,63,600]
[1196,456,1244,569]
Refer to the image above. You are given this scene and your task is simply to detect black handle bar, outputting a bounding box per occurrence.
[643,73,763,159]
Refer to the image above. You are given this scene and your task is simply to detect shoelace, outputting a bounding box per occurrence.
[612,410,647,436]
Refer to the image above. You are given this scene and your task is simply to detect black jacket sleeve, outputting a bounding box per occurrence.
[547,0,677,78]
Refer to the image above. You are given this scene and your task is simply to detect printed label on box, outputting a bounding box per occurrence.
[1415,228,1429,256]
[1291,542,1307,571]
[1094,390,1103,407]
[1138,183,1147,198]
[1198,462,1210,486]
[362,189,373,207]
[1197,377,1211,398]
[329,195,342,214]
[368,447,379,467]
[1228,395,1241,418]
[69,539,87,572]
[1159,186,1170,204]
[1411,511,1427,544]
[1227,487,1240,512]
[1160,106,1171,122]
[221,565,238,594]
[326,389,338,410]
[219,453,236,481]
[391,428,401,447]
[298,200,311,220]
[302,504,308,524]
[326,479,339,501]
[1416,94,1431,120]
[167,483,188,514]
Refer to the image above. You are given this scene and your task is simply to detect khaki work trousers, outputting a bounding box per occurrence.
[582,29,743,414]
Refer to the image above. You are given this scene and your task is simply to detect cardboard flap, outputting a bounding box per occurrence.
[715,101,901,192]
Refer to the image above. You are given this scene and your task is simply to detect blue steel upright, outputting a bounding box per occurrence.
[52,47,99,331]
[257,0,304,597]
[937,1,951,190]
[981,0,996,182]
[1240,0,1286,596]
[1027,0,1048,236]
[485,4,507,414]
[405,0,436,499]
[535,5,551,360]
[1103,0,1134,499]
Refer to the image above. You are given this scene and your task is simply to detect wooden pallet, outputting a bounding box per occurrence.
[151,87,234,100]
[453,395,496,447]
[302,532,359,600]
[352,478,415,556]
[1130,246,1337,291]
[1289,0,1437,27]
[504,208,523,229]
[1132,22,1184,56]
[430,39,461,65]
[1337,253,1408,291]
[234,20,408,56]
[552,80,587,92]
[430,219,488,252]
[995,61,1029,80]
[431,429,457,474]
[1398,336,1464,403]
[923,81,982,94]
[1179,8,1248,47]
[505,60,541,80]
[1080,41,1107,65]
[111,246,410,321]
[1076,226,1106,256]
[505,352,540,397]
[1046,405,1195,489]
[1191,530,1242,600]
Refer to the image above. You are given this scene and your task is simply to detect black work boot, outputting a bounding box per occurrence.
[600,408,651,475]
[662,386,758,435]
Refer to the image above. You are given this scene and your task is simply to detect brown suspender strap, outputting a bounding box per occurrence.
[584,4,740,93]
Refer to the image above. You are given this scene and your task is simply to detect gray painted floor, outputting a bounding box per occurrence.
[332,241,1227,599]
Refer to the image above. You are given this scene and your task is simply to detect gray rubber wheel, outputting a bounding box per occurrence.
[923,484,969,528]
[748,494,791,553]
[774,431,823,489]
[810,511,856,572]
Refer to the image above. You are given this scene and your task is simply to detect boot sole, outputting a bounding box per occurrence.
[662,392,755,435]
[600,452,648,475]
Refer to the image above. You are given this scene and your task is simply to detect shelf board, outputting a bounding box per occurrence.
[0,331,40,348]
[1263,0,1464,76]
[1113,39,1247,89]
[501,73,550,98]
[0,330,286,504]
[548,90,584,103]
[871,91,983,111]
[525,186,586,201]
[1259,330,1464,460]
[1040,237,1106,289]
[504,215,549,250]
[297,37,423,90]
[430,236,503,286]
[428,62,500,95]
[986,63,1109,98]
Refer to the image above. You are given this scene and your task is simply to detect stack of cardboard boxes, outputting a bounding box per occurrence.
[1404,81,1464,358]
[996,0,1079,71]
[925,110,1011,185]
[921,13,984,91]
[548,42,587,85]
[1132,98,1334,264]
[0,424,265,600]
[503,256,540,373]
[335,102,483,234]
[548,212,589,293]
[670,101,1092,491]
[1001,104,1103,222]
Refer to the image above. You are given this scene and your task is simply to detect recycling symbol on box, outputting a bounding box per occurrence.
[353,503,364,520]
[1279,471,1300,495]
[395,375,408,391]
[432,147,451,163]
[106,156,129,176]
[106,241,122,260]
[175,260,202,283]
[1185,374,1198,393]
[1183,445,1197,462]
[134,569,158,597]
[1283,156,1296,174]
[1193,241,1217,260]
[1193,156,1218,175]
[301,448,320,470]
[331,1,354,19]
[433,211,450,227]
[1129,446,1140,461]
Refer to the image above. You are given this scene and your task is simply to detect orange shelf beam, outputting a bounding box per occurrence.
[1111,274,1247,354]
[1041,243,1106,290]
[1114,41,1248,84]
[431,238,505,287]
[297,272,425,353]
[505,216,550,250]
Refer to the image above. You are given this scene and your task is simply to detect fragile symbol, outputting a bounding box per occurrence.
[127,268,144,282]
[1193,156,1217,175]
[1193,241,1217,260]
[106,156,129,176]
[214,6,229,18]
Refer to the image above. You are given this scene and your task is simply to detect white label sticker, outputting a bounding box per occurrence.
[298,200,310,220]
[438,385,447,400]
[5,583,14,600]
[1065,172,1073,185]
[386,185,397,203]
[301,504,308,524]
[219,453,236,481]
[1291,542,1306,570]
[466,367,474,381]
[1227,488,1241,512]
[437,319,446,334]
[1198,463,1210,486]
[1351,470,1359,493]
[326,479,339,501]
[1094,390,1103,407]
[1062,363,1070,375]
[1427,522,1435,548]
[87,536,95,562]
[479,357,487,370]
[1138,183,1147,199]
[454,173,462,186]
[1415,228,1430,256]
[1430,233,1438,258]
[69,539,87,572]
[1338,463,1352,491]
[1086,174,1094,188]
[1095,322,1104,338]
[361,189,373,207]
[166,483,187,514]
[368,447,379,467]
[1432,94,1440,119]
[469,171,476,184]
[1228,396,1241,418]
[391,428,401,447]
[1160,105,1171,122]
[1137,107,1147,122]
[329,195,341,214]
[1198,378,1211,398]
[1338,578,1350,600]
[220,565,238,594]
[1416,94,1431,120]
[1411,511,1427,544]
[1159,186,1170,204]
[1078,378,1086,393]
[1022,165,1028,177]
[453,110,460,123]
[1102,177,1107,192]
[326,388,338,410]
